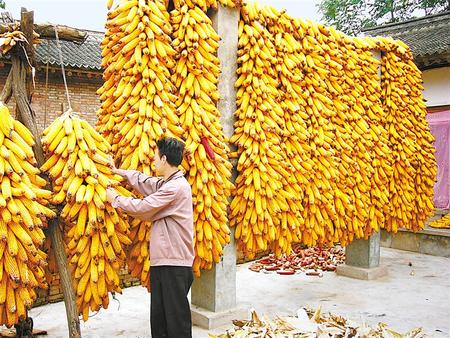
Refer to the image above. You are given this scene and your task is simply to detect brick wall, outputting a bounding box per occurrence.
[37,268,142,306]
[0,64,100,130]
[0,63,142,304]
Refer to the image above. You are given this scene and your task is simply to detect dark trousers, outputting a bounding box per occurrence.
[150,266,193,338]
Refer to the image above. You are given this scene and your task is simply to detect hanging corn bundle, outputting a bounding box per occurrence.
[40,111,132,321]
[98,0,184,289]
[171,0,234,275]
[0,104,54,327]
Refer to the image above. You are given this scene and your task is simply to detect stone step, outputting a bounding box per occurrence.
[435,208,449,216]
[380,215,450,257]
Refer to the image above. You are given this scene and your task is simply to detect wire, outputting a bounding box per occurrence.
[88,311,100,318]
[53,25,72,111]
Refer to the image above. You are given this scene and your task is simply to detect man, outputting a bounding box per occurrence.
[106,137,195,338]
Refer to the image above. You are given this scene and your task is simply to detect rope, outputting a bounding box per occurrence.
[53,25,72,111]
[20,43,36,89]
[44,61,49,126]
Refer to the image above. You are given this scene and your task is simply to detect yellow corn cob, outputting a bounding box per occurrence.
[41,111,131,321]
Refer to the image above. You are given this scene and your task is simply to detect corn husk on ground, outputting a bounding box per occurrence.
[40,111,132,321]
[232,2,436,260]
[374,37,436,233]
[170,0,234,276]
[98,0,184,290]
[0,104,54,327]
[211,307,428,337]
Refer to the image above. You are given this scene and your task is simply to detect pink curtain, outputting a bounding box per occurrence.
[426,110,450,209]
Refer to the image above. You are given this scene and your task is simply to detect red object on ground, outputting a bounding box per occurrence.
[249,245,345,276]
[276,270,296,275]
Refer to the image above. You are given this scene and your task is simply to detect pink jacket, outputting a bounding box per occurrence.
[111,170,195,267]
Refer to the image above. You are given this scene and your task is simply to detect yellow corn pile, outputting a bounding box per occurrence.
[374,37,436,233]
[429,213,450,229]
[98,0,184,290]
[98,0,436,266]
[170,1,234,276]
[263,10,313,256]
[173,0,239,11]
[231,2,436,259]
[40,112,132,321]
[0,104,54,327]
[100,0,236,280]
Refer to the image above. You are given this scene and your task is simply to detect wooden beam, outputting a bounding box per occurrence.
[0,22,87,42]
[36,65,102,78]
[36,23,87,42]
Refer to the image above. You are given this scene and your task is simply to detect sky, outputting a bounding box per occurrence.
[6,0,323,32]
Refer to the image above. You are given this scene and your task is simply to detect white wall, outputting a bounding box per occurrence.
[422,67,450,107]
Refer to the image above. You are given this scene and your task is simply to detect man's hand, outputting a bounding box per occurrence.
[106,187,119,204]
[109,157,118,172]
[110,159,126,177]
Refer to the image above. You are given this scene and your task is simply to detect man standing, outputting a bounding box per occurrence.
[106,137,195,338]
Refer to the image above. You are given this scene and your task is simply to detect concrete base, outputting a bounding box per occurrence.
[336,264,388,280]
[191,304,247,330]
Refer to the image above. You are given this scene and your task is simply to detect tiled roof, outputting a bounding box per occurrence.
[0,13,104,71]
[363,11,450,67]
[36,30,103,71]
[6,11,449,70]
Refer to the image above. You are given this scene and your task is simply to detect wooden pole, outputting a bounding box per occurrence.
[9,9,82,338]
[0,70,12,103]
[20,8,35,102]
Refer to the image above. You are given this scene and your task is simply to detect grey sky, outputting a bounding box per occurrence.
[6,0,323,32]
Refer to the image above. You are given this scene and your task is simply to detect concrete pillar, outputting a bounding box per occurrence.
[336,50,387,280]
[345,232,381,268]
[190,3,246,329]
[191,237,238,309]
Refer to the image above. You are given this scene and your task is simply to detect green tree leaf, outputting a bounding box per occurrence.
[318,0,449,35]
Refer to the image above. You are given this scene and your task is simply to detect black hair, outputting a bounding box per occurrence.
[156,137,185,166]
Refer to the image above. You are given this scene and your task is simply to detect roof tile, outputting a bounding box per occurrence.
[364,11,450,59]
